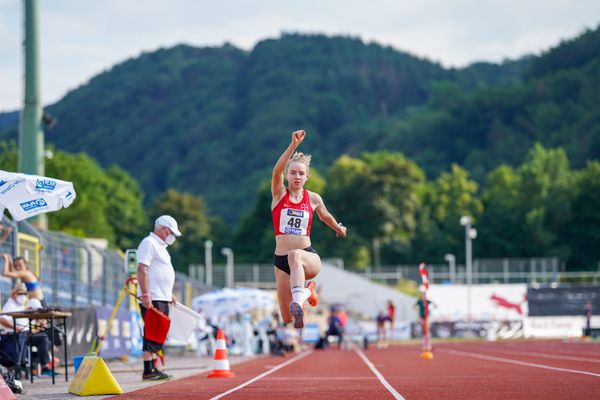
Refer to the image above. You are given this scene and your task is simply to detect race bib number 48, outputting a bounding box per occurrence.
[279,208,309,235]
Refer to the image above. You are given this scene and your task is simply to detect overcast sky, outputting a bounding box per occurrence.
[1,0,599,111]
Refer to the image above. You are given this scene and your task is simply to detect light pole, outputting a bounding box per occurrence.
[21,0,47,229]
[204,240,213,287]
[444,253,456,283]
[221,247,234,288]
[460,216,477,321]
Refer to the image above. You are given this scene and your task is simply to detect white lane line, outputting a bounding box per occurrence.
[354,345,406,400]
[440,348,600,378]
[264,376,377,381]
[490,344,600,358]
[446,345,600,364]
[209,350,313,400]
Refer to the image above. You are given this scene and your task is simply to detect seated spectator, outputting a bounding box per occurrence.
[0,283,29,334]
[0,283,28,369]
[27,297,63,361]
[0,283,55,377]
[316,307,344,349]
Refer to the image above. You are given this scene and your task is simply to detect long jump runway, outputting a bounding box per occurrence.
[110,340,600,399]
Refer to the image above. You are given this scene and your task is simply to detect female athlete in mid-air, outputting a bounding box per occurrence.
[271,129,347,328]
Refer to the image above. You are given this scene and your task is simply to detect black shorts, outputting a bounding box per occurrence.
[273,246,318,275]
[140,300,170,353]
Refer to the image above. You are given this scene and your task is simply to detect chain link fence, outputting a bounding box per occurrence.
[189,263,277,289]
[0,220,211,308]
[346,257,597,286]
[189,256,599,289]
[0,218,18,296]
[2,216,596,306]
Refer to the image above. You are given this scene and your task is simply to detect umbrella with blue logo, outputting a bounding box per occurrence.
[0,170,76,221]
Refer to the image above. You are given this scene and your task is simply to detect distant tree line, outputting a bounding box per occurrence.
[2,141,597,272]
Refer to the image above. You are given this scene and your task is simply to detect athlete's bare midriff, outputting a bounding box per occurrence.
[274,234,311,255]
[28,287,44,300]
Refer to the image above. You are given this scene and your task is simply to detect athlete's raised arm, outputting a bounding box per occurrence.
[272,130,306,205]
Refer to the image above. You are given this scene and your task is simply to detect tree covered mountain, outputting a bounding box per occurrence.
[0,111,18,132]
[1,27,598,227]
[0,33,529,222]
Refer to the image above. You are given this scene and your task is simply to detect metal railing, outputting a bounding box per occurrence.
[0,220,211,308]
[348,257,600,286]
[188,256,599,289]
[189,263,277,289]
[3,217,596,308]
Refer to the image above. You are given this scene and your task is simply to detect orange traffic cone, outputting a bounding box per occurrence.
[207,329,235,378]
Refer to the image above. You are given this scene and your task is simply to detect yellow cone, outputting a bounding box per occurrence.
[68,356,123,396]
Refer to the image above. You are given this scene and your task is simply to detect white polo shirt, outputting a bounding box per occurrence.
[136,232,175,301]
[0,298,27,333]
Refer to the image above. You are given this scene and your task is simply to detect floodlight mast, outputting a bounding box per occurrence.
[20,0,46,228]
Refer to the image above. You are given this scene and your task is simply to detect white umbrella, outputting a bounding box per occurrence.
[192,288,243,321]
[192,287,275,321]
[0,170,76,221]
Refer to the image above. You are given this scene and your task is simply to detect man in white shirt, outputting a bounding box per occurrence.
[0,283,54,376]
[0,283,29,334]
[136,215,182,381]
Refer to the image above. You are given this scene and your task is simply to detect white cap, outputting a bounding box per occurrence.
[155,215,182,237]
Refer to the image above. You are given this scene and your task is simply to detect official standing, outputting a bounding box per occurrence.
[136,215,181,381]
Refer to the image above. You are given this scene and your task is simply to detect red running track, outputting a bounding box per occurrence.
[109,340,600,400]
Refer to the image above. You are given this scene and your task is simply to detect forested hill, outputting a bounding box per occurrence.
[1,28,598,223]
[408,26,600,179]
[0,111,18,131]
[43,33,477,222]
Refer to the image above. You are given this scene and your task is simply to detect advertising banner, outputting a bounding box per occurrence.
[523,316,584,338]
[527,286,600,316]
[410,320,523,339]
[428,284,527,322]
[95,306,132,358]
[65,307,97,359]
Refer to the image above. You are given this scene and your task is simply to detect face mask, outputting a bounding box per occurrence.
[16,295,27,305]
[165,234,176,245]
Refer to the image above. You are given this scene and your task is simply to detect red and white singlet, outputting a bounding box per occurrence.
[272,189,314,236]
